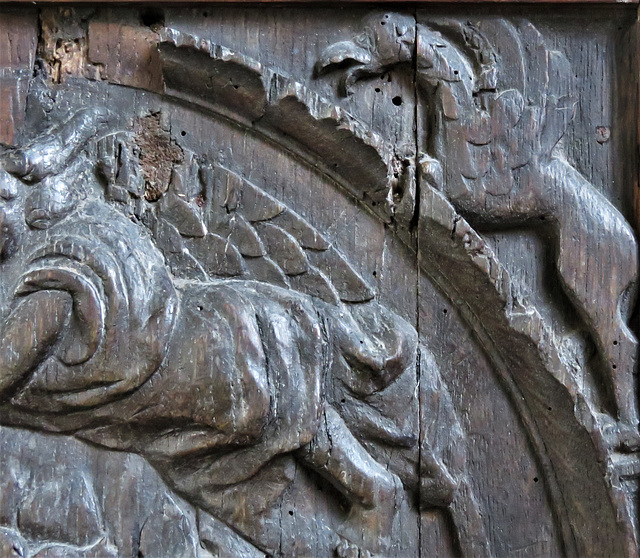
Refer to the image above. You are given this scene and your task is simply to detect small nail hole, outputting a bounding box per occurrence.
[392,96,402,106]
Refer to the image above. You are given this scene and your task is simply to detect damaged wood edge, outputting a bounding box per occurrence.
[150,27,637,556]
[7,12,638,555]
[0,9,38,145]
[157,28,398,222]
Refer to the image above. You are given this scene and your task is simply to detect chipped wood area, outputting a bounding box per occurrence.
[38,7,164,91]
[0,4,639,558]
[133,113,184,201]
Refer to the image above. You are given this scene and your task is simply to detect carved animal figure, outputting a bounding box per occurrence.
[0,109,487,556]
[318,14,640,443]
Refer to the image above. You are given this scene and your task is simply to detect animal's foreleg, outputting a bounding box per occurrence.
[297,404,402,554]
[298,404,400,509]
[448,479,492,558]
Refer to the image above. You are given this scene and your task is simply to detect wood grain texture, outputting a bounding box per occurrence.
[0,5,638,557]
[0,9,37,145]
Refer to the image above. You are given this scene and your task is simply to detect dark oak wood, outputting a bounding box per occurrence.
[0,5,638,558]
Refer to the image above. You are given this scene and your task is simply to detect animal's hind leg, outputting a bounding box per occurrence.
[552,162,640,443]
[297,404,402,553]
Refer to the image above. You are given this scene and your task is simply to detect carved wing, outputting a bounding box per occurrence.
[426,19,577,199]
[318,14,640,435]
[96,132,375,305]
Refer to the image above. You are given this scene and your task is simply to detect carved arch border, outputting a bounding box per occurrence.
[4,21,628,555]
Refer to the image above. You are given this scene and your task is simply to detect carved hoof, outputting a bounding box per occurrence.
[418,153,443,190]
[614,424,640,452]
[336,473,403,556]
[596,413,640,451]
[420,468,459,509]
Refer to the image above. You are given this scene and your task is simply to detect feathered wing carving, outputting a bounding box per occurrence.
[318,14,640,438]
[96,132,375,306]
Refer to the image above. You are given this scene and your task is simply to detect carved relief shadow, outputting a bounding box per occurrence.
[0,7,638,558]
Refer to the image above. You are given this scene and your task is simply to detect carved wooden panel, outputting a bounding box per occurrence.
[0,5,639,557]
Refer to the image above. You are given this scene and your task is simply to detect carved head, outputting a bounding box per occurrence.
[359,12,416,68]
[0,109,112,264]
[0,109,178,411]
[315,12,415,95]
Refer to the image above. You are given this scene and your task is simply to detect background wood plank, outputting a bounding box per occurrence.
[0,9,37,145]
[0,0,638,4]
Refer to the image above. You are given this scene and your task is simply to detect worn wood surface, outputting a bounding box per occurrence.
[0,4,639,558]
[0,9,37,145]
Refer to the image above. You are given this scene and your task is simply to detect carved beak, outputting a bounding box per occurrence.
[315,40,372,96]
[315,40,372,76]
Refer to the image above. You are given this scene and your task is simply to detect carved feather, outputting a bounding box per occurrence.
[254,222,309,276]
[192,161,375,303]
[186,233,246,278]
[96,131,375,304]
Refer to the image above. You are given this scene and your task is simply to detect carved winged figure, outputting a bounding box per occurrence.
[318,13,640,444]
[0,108,487,556]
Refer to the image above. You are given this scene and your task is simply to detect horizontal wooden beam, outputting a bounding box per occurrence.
[0,0,637,3]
